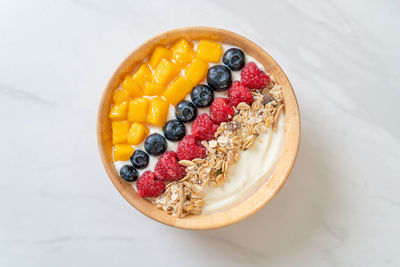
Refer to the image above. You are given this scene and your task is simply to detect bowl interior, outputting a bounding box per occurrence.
[97,27,300,229]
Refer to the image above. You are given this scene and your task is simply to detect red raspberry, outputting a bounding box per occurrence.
[241,62,270,89]
[137,171,165,197]
[177,135,207,161]
[210,98,235,124]
[228,81,254,107]
[192,113,219,141]
[154,151,186,181]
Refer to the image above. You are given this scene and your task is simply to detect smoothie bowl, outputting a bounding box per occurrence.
[97,27,300,229]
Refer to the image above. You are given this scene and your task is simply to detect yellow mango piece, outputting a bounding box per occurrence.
[127,122,149,145]
[113,89,130,104]
[121,75,143,98]
[143,82,166,96]
[132,63,152,88]
[196,40,223,63]
[147,96,169,126]
[109,101,128,120]
[113,144,134,161]
[128,98,149,122]
[152,59,180,86]
[163,77,193,106]
[112,120,130,144]
[184,58,209,84]
[149,46,172,69]
[171,39,195,67]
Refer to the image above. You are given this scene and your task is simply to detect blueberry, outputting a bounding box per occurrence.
[191,84,214,107]
[175,101,197,123]
[223,48,245,71]
[163,119,186,141]
[119,165,139,182]
[207,65,232,91]
[144,133,167,156]
[130,150,149,169]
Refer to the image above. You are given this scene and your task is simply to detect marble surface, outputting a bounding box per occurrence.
[1,0,399,266]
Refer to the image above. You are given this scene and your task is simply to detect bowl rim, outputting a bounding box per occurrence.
[97,26,301,230]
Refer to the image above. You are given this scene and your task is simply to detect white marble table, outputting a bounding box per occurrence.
[1,0,399,266]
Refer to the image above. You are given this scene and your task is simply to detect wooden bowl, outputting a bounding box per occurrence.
[97,27,300,229]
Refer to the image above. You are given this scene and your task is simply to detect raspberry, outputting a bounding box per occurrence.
[210,98,235,124]
[136,171,165,197]
[241,62,270,90]
[177,135,207,161]
[228,81,254,107]
[192,113,219,141]
[154,151,186,181]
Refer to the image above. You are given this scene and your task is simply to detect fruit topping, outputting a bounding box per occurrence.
[122,75,143,98]
[109,101,128,120]
[228,81,254,107]
[223,48,245,71]
[175,100,197,123]
[112,120,130,144]
[127,122,149,145]
[184,58,209,84]
[163,76,193,106]
[113,89,130,104]
[171,39,195,67]
[143,82,166,96]
[130,150,149,169]
[191,84,214,108]
[144,133,167,156]
[207,65,232,91]
[196,40,223,63]
[210,98,235,124]
[149,46,172,69]
[147,96,169,126]
[154,151,186,181]
[113,144,134,161]
[119,165,139,182]
[240,62,270,89]
[128,98,149,122]
[132,63,152,88]
[152,58,180,86]
[163,119,186,141]
[191,113,219,141]
[177,135,207,161]
[137,171,165,197]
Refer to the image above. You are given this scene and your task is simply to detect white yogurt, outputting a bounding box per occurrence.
[113,42,285,214]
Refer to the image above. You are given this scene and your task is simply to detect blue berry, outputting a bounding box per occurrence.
[223,48,245,71]
[163,119,186,141]
[119,165,139,182]
[130,150,149,169]
[191,84,214,107]
[144,133,167,156]
[175,101,197,123]
[207,65,232,91]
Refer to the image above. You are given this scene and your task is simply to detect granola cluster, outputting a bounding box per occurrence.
[151,76,284,217]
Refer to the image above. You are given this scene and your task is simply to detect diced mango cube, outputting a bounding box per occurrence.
[122,75,143,98]
[113,144,134,161]
[112,120,130,144]
[196,40,223,63]
[113,89,130,104]
[184,58,209,84]
[149,46,172,69]
[152,59,180,86]
[143,82,166,96]
[171,39,195,67]
[132,63,152,88]
[128,98,149,122]
[147,96,169,126]
[163,77,193,106]
[109,101,128,120]
[127,122,149,145]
